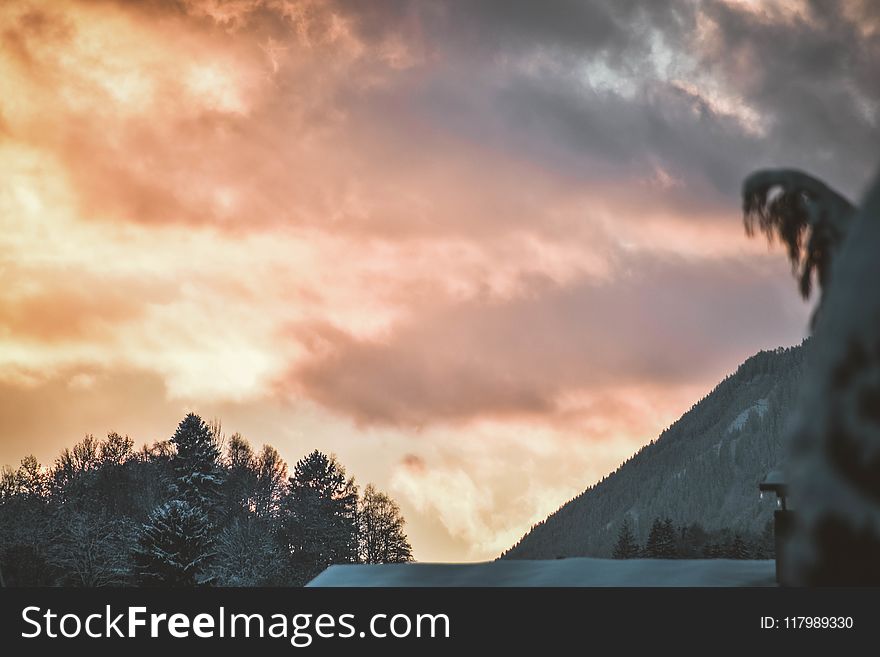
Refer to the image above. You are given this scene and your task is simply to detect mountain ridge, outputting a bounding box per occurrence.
[500,342,808,560]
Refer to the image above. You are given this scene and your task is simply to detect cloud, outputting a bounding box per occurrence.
[291,252,808,426]
[694,0,880,194]
[400,453,426,473]
[0,277,149,344]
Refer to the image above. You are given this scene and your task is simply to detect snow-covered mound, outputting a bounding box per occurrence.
[308,558,776,587]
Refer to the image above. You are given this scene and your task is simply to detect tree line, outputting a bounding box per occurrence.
[612,517,774,560]
[0,413,413,587]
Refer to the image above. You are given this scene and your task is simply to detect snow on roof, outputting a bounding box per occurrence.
[308,557,776,587]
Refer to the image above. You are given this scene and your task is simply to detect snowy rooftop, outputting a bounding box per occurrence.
[308,558,776,587]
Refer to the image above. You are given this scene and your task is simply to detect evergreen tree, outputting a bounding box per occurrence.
[679,522,708,558]
[280,451,358,584]
[727,533,751,560]
[169,414,224,516]
[612,518,639,559]
[133,500,215,586]
[661,518,678,558]
[645,518,663,557]
[645,517,677,558]
[358,484,414,564]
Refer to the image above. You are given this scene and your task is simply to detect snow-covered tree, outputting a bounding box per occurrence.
[775,167,880,585]
[2,420,412,587]
[49,511,134,587]
[169,413,225,517]
[213,514,285,586]
[358,484,414,564]
[742,168,855,311]
[133,500,215,587]
[612,518,639,559]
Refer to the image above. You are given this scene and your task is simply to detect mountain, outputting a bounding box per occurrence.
[501,342,808,560]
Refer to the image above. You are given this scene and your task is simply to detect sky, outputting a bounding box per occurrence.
[1,0,878,562]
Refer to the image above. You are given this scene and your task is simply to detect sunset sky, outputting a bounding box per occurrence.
[1,0,878,561]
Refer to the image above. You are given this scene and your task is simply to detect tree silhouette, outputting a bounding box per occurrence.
[358,484,414,564]
[645,517,676,558]
[169,413,225,517]
[0,416,414,586]
[612,518,640,559]
[726,534,750,560]
[280,451,359,584]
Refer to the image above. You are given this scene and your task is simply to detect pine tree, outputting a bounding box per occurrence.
[612,518,639,559]
[679,522,708,558]
[169,414,224,516]
[645,518,663,557]
[660,518,678,558]
[727,533,751,560]
[280,451,358,584]
[645,517,677,558]
[133,500,215,586]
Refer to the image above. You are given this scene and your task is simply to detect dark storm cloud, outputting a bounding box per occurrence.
[325,0,879,213]
[490,75,762,201]
[696,0,880,195]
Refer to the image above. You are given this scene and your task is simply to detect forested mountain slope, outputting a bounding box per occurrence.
[502,343,808,559]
